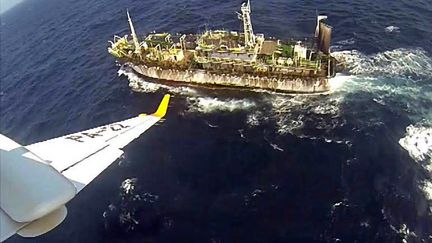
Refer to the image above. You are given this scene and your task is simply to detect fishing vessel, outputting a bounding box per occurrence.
[108,1,337,93]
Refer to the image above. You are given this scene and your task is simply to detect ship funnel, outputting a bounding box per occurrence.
[127,9,142,55]
[315,15,332,54]
[315,15,327,37]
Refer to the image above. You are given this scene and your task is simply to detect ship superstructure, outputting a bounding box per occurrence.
[108,1,337,93]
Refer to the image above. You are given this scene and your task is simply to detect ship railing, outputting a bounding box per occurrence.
[279,36,315,48]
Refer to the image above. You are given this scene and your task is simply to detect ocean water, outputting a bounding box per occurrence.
[1,0,432,242]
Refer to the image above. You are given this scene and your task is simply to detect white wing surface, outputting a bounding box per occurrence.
[26,94,170,179]
[25,115,159,172]
[0,94,170,242]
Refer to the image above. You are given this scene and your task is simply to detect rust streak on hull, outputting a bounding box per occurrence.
[130,64,330,93]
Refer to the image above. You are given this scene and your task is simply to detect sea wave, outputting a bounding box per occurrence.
[421,181,432,203]
[328,74,356,93]
[333,48,432,79]
[399,124,432,168]
[246,110,266,127]
[120,48,431,152]
[266,94,346,136]
[384,25,400,33]
[336,38,356,45]
[118,65,198,95]
[399,123,432,209]
[103,178,162,233]
[186,97,256,113]
[331,38,356,52]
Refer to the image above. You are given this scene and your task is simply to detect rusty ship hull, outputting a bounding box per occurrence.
[129,63,331,93]
[109,1,337,94]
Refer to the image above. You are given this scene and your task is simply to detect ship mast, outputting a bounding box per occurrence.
[240,0,256,48]
[127,10,142,55]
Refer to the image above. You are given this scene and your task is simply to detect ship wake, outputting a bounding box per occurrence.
[186,97,256,114]
[117,47,432,239]
[332,48,432,79]
[181,48,432,214]
[399,123,432,209]
[334,48,432,213]
[118,65,198,96]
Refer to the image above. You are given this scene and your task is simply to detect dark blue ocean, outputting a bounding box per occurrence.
[1,0,432,242]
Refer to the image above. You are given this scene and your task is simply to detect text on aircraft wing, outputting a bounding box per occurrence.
[24,94,170,173]
[0,95,170,242]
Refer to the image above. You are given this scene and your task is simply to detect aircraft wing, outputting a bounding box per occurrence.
[0,94,170,242]
[25,94,170,191]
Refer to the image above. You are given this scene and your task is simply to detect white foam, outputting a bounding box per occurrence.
[421,181,432,202]
[372,97,386,106]
[311,97,343,116]
[331,38,356,52]
[267,96,305,135]
[238,129,245,139]
[186,97,256,113]
[332,48,432,78]
[328,74,355,92]
[276,114,304,135]
[246,111,267,127]
[246,113,260,127]
[121,178,138,195]
[205,121,219,128]
[389,224,418,243]
[336,38,356,45]
[331,201,346,210]
[118,65,198,95]
[399,124,432,170]
[360,220,370,228]
[399,124,432,210]
[384,26,400,33]
[269,142,284,152]
[265,94,347,136]
[103,178,160,232]
[118,67,160,93]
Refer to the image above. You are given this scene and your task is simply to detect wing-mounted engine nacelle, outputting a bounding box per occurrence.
[0,134,76,241]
